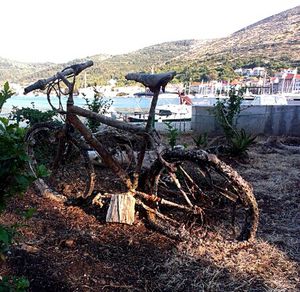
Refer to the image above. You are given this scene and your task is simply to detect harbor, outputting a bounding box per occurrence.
[2,90,300,135]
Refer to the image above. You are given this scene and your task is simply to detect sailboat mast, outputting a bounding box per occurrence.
[84,72,87,88]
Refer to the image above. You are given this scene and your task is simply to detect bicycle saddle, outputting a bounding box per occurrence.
[125,71,176,93]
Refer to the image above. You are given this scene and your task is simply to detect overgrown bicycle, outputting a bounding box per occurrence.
[24,61,259,241]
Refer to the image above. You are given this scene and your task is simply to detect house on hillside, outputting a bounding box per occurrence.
[189,81,225,95]
[252,67,266,77]
[277,73,300,93]
[268,77,280,93]
[234,67,266,77]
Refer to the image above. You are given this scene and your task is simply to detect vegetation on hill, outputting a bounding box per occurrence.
[0,5,299,86]
[182,5,300,74]
[0,57,52,84]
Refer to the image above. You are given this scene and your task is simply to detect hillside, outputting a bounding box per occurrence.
[183,5,300,66]
[85,40,209,85]
[0,54,111,85]
[0,5,299,85]
[0,57,53,84]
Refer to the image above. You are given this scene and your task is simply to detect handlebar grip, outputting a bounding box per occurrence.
[24,79,47,94]
[23,60,94,95]
[67,60,94,76]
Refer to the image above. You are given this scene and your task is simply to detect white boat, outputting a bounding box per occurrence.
[193,94,288,106]
[133,91,180,99]
[285,93,300,103]
[127,104,192,123]
[127,93,192,123]
[242,95,288,105]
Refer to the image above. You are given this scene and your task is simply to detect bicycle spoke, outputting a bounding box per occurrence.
[168,170,194,207]
[26,122,94,199]
[144,149,259,241]
[178,165,207,198]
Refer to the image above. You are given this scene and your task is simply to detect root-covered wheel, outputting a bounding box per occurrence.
[144,149,259,241]
[25,122,95,199]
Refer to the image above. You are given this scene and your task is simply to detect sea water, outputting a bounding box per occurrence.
[1,95,181,115]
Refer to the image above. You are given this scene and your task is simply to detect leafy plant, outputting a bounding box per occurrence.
[83,88,113,132]
[192,133,208,148]
[0,118,37,211]
[22,207,37,220]
[0,275,30,292]
[9,103,57,126]
[213,87,244,139]
[0,206,37,261]
[229,129,256,155]
[0,118,33,287]
[212,87,255,155]
[0,83,33,290]
[0,82,15,112]
[0,225,15,260]
[164,122,179,150]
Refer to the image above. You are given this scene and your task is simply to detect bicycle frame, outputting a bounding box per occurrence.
[24,62,259,240]
[48,70,165,193]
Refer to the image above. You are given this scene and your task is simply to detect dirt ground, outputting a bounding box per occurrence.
[0,135,299,291]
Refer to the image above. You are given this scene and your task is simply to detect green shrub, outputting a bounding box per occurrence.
[0,207,37,261]
[0,118,36,211]
[0,83,35,290]
[212,87,255,155]
[0,275,30,292]
[83,88,113,132]
[192,133,208,148]
[0,82,14,112]
[213,87,244,139]
[0,118,32,288]
[164,122,179,150]
[229,129,256,155]
[10,103,57,126]
[0,225,15,260]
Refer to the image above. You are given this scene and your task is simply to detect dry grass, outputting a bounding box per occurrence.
[1,135,299,291]
[153,135,300,291]
[158,236,299,291]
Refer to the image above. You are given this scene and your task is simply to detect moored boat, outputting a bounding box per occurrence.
[127,92,192,123]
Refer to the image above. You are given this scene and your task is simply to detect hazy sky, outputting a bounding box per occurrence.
[1,0,299,63]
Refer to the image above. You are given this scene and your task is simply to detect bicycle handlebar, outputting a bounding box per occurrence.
[24,60,93,94]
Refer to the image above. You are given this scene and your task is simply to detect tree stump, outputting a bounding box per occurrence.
[106,193,136,224]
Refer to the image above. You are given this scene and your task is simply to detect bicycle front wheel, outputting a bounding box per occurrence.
[145,149,259,241]
[25,122,95,199]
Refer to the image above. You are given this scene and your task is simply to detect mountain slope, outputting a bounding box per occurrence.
[0,58,53,84]
[0,5,299,85]
[183,5,300,65]
[85,40,210,84]
[0,54,112,85]
[89,5,300,83]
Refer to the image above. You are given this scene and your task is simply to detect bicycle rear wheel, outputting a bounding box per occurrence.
[25,122,95,199]
[144,149,259,241]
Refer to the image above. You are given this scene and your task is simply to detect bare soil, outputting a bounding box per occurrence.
[0,135,299,291]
